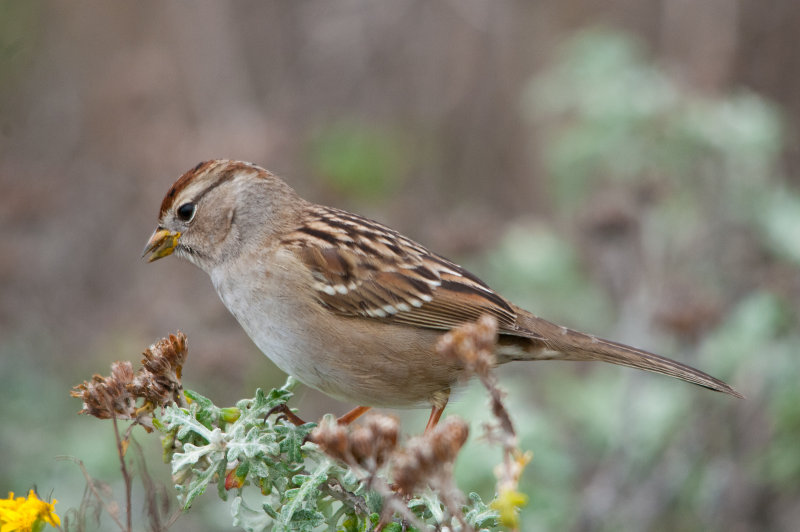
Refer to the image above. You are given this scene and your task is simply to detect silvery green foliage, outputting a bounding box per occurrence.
[156,378,499,531]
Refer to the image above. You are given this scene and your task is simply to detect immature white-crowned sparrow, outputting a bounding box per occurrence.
[144,160,741,428]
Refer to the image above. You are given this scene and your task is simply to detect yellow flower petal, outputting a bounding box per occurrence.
[490,487,529,529]
[0,490,60,531]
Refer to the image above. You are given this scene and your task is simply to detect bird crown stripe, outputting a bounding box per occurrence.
[159,160,255,218]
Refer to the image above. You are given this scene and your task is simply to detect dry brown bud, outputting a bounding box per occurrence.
[71,361,136,419]
[130,332,188,408]
[392,451,423,495]
[72,332,189,420]
[140,333,188,382]
[311,417,350,463]
[129,372,167,406]
[364,414,399,467]
[349,426,374,465]
[392,416,469,495]
[110,361,135,384]
[312,414,399,469]
[429,416,469,462]
[436,315,498,378]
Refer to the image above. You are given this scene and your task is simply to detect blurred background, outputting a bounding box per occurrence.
[1,1,799,530]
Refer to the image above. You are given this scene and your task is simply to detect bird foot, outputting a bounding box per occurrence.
[265,403,307,426]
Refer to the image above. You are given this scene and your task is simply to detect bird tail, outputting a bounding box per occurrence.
[515,312,743,398]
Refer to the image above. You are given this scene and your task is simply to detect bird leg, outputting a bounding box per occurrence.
[424,390,450,432]
[268,404,372,427]
[337,405,371,425]
[424,404,446,432]
[267,404,372,427]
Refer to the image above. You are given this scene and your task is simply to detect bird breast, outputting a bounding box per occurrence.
[209,249,463,407]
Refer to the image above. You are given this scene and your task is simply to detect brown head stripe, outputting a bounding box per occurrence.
[159,160,215,218]
[158,160,264,219]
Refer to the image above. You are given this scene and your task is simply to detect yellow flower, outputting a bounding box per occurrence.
[490,487,528,529]
[0,490,60,532]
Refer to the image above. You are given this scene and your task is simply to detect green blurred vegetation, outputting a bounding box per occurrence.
[448,30,800,531]
[308,122,410,201]
[0,2,39,92]
[527,30,783,218]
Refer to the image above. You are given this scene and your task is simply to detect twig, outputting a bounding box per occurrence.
[437,315,528,531]
[321,477,370,516]
[132,439,180,531]
[110,413,133,532]
[371,484,427,532]
[55,456,127,532]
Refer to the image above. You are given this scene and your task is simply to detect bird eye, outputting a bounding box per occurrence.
[176,202,196,222]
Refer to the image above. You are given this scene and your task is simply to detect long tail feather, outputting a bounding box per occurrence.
[516,313,743,398]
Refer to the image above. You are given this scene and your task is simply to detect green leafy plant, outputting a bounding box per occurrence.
[70,319,528,531]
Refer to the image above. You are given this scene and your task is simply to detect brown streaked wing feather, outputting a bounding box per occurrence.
[283,206,530,336]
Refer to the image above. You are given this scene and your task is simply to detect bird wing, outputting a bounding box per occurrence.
[282,206,533,337]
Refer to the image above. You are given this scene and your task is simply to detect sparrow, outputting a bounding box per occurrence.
[144,160,741,429]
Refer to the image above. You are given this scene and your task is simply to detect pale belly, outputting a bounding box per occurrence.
[211,267,461,407]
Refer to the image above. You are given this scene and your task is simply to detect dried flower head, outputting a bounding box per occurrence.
[310,417,349,463]
[141,333,188,378]
[392,416,469,495]
[312,414,399,469]
[351,415,399,467]
[436,314,498,378]
[429,415,470,462]
[129,332,188,407]
[72,332,189,423]
[71,361,136,419]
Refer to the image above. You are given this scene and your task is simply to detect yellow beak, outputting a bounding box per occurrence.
[142,228,182,262]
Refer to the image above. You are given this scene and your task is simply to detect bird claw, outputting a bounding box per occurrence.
[265,403,307,426]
